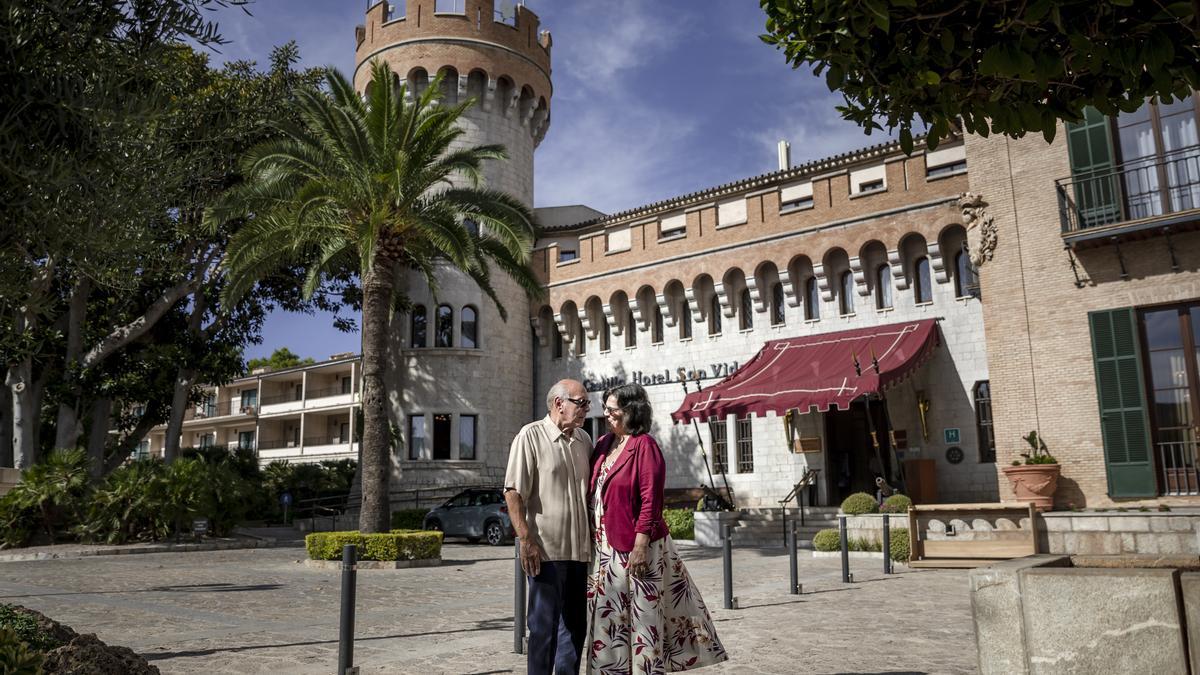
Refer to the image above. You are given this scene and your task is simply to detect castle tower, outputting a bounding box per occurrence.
[354,1,552,488]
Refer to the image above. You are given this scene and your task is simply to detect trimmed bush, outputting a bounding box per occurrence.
[890,528,910,563]
[840,492,879,515]
[879,494,913,514]
[390,509,429,531]
[812,528,840,552]
[663,508,695,541]
[305,530,443,562]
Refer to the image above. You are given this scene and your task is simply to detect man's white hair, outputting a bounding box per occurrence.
[546,381,572,411]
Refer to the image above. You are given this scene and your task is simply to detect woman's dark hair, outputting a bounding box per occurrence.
[603,383,653,436]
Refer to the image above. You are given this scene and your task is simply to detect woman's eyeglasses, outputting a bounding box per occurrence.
[603,405,623,416]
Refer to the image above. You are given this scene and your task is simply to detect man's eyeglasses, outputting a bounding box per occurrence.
[564,396,590,409]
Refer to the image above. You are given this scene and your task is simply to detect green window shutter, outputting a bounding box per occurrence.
[1066,107,1119,228]
[1089,308,1157,497]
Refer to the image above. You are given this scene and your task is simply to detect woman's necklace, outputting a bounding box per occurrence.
[604,435,629,471]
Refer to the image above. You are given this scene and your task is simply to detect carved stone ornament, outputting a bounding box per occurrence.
[958,192,997,267]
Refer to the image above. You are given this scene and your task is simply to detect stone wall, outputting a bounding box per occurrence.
[1041,512,1200,555]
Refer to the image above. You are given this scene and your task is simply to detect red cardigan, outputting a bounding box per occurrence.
[589,432,669,552]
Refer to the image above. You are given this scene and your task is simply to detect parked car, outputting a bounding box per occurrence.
[423,487,514,546]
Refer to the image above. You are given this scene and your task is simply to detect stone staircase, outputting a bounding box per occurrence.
[729,507,841,548]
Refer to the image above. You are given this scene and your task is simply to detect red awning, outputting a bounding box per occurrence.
[671,319,940,423]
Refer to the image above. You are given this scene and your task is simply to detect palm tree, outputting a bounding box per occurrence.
[206,61,541,533]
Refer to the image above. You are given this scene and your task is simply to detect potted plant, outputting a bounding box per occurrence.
[1001,431,1060,510]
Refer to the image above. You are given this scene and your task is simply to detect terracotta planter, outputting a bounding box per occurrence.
[1002,464,1061,511]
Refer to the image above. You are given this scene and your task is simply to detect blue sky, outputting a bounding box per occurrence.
[216,1,890,362]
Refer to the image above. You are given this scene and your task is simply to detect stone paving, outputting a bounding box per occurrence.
[0,543,978,674]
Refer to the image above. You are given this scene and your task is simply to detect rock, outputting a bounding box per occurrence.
[5,606,158,675]
[7,605,77,649]
[42,634,161,675]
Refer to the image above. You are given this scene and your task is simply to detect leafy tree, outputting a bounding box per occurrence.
[759,0,1200,150]
[208,62,542,533]
[246,347,316,372]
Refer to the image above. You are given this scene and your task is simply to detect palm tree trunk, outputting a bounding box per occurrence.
[358,255,394,534]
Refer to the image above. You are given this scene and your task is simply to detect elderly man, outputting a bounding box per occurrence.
[504,379,593,675]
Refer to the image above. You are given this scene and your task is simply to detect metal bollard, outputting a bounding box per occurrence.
[788,521,799,595]
[337,544,357,675]
[722,523,734,609]
[513,536,526,654]
[882,514,892,575]
[839,515,851,583]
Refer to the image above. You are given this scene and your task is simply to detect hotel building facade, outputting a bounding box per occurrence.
[155,2,1200,513]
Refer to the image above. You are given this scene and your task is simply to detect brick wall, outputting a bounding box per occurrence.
[967,129,1200,508]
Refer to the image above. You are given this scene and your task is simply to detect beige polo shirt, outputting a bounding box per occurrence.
[504,416,593,563]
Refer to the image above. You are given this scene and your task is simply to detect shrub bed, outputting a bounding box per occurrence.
[390,509,429,531]
[305,530,443,562]
[840,492,879,515]
[663,508,695,541]
[880,494,913,514]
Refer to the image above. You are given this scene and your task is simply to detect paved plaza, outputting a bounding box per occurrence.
[0,543,977,674]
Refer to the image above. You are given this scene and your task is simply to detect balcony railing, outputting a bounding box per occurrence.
[307,386,351,400]
[258,439,300,451]
[1057,146,1200,234]
[303,435,350,446]
[1158,440,1200,496]
[261,391,303,406]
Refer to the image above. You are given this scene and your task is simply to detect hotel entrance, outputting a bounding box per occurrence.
[824,399,897,504]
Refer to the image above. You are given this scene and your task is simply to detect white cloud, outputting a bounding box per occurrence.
[535,1,697,212]
[744,91,897,172]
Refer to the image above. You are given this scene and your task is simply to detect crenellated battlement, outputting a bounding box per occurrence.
[355,0,552,145]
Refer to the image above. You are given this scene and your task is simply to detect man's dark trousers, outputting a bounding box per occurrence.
[526,560,588,675]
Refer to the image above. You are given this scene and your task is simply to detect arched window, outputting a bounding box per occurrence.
[575,317,585,356]
[679,298,693,339]
[804,277,820,320]
[410,305,427,348]
[709,294,722,335]
[435,304,453,347]
[914,257,933,304]
[770,283,785,326]
[876,265,893,309]
[652,306,664,344]
[553,324,564,359]
[954,250,975,298]
[839,271,855,315]
[600,315,611,352]
[739,288,753,330]
[461,306,478,348]
[625,308,636,348]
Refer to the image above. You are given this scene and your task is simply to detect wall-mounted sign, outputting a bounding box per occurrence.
[944,428,961,445]
[946,446,964,464]
[583,361,740,392]
[793,437,823,454]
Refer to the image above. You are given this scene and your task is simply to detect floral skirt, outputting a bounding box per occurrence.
[586,533,728,674]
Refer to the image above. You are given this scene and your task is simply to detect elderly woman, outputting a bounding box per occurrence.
[586,383,727,674]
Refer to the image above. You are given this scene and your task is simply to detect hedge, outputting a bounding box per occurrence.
[663,508,694,541]
[390,509,429,531]
[305,530,443,562]
[879,494,913,514]
[840,492,878,515]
